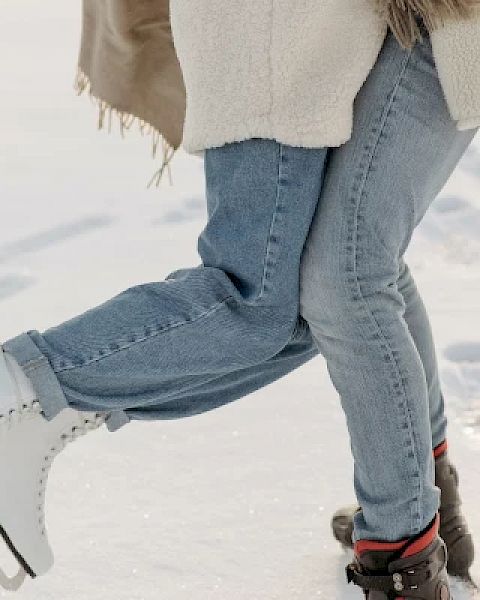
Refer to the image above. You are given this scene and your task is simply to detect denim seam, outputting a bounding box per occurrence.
[259,143,284,299]
[347,48,425,535]
[20,357,49,372]
[52,294,234,373]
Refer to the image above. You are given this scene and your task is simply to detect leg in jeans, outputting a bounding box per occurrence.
[124,258,447,432]
[300,31,477,543]
[115,317,317,421]
[398,259,447,450]
[4,140,328,431]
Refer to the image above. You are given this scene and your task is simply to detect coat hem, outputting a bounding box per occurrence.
[181,110,354,155]
[457,116,480,131]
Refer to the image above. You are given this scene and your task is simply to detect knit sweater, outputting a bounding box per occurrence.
[169,1,479,155]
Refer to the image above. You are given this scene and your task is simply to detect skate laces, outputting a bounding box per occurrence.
[0,399,42,429]
[37,413,105,536]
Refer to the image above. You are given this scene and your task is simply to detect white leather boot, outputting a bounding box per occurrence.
[0,350,104,590]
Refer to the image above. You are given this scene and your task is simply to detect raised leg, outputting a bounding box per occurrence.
[4,140,328,430]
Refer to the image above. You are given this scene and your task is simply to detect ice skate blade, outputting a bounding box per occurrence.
[0,566,27,591]
[0,524,35,588]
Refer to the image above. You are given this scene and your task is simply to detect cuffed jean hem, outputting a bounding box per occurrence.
[2,332,130,432]
[105,410,131,432]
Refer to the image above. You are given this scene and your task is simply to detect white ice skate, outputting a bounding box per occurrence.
[0,350,104,590]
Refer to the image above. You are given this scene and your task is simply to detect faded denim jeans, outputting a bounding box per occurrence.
[3,31,476,543]
[300,31,476,542]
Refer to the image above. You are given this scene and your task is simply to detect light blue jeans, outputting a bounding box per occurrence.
[3,31,476,543]
[300,30,476,542]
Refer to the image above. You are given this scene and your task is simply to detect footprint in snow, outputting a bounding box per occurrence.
[431,195,471,214]
[152,196,206,225]
[444,343,480,364]
[442,342,480,433]
[0,274,35,302]
[0,215,114,263]
[459,144,480,180]
[415,195,480,265]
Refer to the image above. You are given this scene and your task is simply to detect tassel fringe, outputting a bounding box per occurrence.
[374,0,480,48]
[75,69,175,186]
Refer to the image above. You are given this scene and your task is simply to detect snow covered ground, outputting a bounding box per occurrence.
[1,3,480,599]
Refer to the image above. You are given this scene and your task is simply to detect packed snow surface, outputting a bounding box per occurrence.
[1,3,480,599]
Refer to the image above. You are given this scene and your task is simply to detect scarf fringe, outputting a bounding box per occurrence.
[75,69,176,186]
[375,0,480,48]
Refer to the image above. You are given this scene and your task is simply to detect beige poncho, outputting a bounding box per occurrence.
[76,0,480,174]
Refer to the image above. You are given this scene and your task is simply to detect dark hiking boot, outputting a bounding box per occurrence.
[435,447,474,578]
[346,516,451,599]
[332,442,474,579]
[331,503,357,550]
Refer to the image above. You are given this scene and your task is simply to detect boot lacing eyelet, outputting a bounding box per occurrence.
[36,414,105,537]
[0,400,42,430]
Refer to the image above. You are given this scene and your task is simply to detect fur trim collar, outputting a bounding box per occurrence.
[374,0,480,47]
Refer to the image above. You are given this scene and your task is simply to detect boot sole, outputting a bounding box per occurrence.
[445,533,475,579]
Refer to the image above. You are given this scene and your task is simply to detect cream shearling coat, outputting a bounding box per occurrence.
[431,19,480,130]
[169,1,480,155]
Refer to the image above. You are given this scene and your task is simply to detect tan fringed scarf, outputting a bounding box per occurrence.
[76,0,478,180]
[76,0,186,184]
